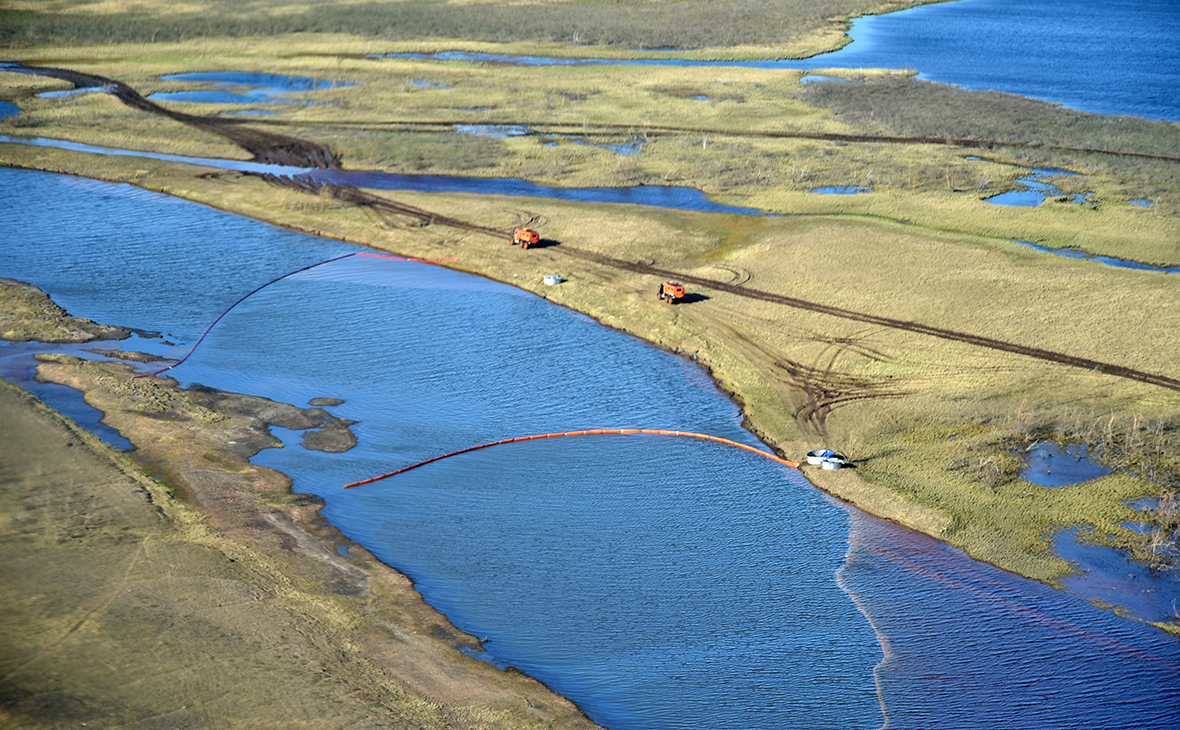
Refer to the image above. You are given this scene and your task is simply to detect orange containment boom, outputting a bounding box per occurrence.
[343,429,800,488]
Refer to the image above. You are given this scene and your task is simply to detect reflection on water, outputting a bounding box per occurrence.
[1020,442,1112,488]
[1056,528,1180,625]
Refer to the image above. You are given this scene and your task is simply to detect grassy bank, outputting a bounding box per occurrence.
[7,134,1177,592]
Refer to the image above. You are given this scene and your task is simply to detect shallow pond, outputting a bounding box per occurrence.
[1056,528,1180,625]
[5,165,1180,729]
[1021,442,1113,488]
[810,186,871,195]
[149,71,355,104]
[985,166,1093,208]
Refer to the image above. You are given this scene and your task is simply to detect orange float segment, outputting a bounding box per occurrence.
[342,429,800,488]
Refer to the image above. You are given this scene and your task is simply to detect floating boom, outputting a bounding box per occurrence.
[343,429,800,488]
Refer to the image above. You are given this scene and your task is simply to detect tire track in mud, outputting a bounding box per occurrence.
[258,174,506,237]
[555,246,1180,393]
[9,64,339,168]
[258,176,1180,394]
[268,170,1180,394]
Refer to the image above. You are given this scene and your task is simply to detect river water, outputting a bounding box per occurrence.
[4,166,1179,728]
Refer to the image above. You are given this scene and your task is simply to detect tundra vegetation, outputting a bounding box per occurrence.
[2,0,1180,725]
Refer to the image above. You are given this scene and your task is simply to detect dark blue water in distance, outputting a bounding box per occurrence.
[802,0,1180,121]
[391,0,1180,122]
[5,166,1180,729]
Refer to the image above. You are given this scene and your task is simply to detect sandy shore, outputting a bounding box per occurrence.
[0,284,601,730]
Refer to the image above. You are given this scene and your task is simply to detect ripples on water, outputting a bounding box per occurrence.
[4,167,1180,729]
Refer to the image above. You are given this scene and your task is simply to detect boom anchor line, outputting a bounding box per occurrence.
[342,429,801,488]
[134,252,457,379]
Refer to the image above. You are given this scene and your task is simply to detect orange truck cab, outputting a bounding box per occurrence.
[658,281,686,303]
[512,228,540,248]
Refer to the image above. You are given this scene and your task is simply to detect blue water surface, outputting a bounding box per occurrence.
[149,71,355,104]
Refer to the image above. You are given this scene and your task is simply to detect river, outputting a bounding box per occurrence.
[4,166,1179,729]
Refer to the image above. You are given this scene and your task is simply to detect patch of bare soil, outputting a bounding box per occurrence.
[0,363,599,729]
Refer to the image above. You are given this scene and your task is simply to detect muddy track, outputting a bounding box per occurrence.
[259,174,506,237]
[258,175,1180,394]
[14,64,340,168]
[556,246,1180,393]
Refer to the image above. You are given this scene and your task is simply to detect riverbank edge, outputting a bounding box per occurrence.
[2,156,951,534]
[0,350,606,728]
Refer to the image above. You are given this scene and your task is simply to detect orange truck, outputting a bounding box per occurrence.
[658,281,686,303]
[512,228,540,248]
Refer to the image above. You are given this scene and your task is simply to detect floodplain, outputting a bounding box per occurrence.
[2,0,1180,725]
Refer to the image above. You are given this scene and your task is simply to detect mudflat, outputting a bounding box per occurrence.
[0,358,599,729]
